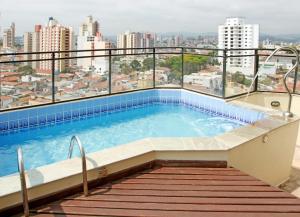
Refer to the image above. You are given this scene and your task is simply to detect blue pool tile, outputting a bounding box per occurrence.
[94,106,101,114]
[56,112,64,122]
[87,107,94,116]
[9,120,19,130]
[79,108,87,117]
[100,105,108,112]
[46,114,56,123]
[29,117,38,127]
[0,122,9,131]
[72,110,80,119]
[19,119,29,128]
[38,115,46,125]
[63,111,72,120]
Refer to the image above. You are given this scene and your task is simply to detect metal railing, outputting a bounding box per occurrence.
[68,135,88,196]
[0,47,299,112]
[17,147,30,217]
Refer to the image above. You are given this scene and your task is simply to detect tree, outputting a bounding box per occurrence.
[60,68,72,74]
[231,71,245,84]
[120,63,132,74]
[130,60,142,71]
[142,58,154,71]
[17,65,34,75]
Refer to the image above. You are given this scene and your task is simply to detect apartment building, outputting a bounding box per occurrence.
[117,31,154,54]
[23,25,41,70]
[218,17,259,75]
[77,16,111,74]
[39,17,74,74]
[2,23,15,49]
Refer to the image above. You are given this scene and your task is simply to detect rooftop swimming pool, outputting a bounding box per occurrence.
[0,89,266,177]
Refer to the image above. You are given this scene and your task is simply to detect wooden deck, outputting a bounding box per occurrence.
[30,166,300,217]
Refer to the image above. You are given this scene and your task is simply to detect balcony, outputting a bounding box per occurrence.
[1,47,300,216]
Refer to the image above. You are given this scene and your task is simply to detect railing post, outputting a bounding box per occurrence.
[254,49,259,92]
[51,52,55,103]
[181,47,184,88]
[222,49,227,98]
[153,48,156,88]
[109,49,112,94]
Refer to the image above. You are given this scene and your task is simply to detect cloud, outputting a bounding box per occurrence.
[1,0,299,35]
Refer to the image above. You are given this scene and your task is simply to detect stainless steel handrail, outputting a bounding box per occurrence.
[17,147,30,217]
[264,47,299,118]
[68,136,88,196]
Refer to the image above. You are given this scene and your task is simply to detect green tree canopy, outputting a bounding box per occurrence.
[142,58,154,71]
[17,65,35,75]
[130,60,142,71]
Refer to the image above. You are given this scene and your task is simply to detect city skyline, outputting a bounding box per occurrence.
[1,0,300,36]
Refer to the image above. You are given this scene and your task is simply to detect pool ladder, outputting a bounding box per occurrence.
[17,135,88,217]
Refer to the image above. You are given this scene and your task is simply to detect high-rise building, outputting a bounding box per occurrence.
[39,17,74,74]
[218,17,259,74]
[23,32,33,63]
[3,23,15,49]
[117,33,127,54]
[32,25,42,70]
[77,16,111,74]
[117,31,154,54]
[23,25,41,69]
[174,35,182,47]
[79,15,99,37]
[141,33,155,48]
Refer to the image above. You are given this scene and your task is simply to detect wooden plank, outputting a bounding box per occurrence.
[138,167,247,176]
[154,160,227,168]
[42,200,300,212]
[64,194,300,205]
[31,214,99,217]
[78,188,295,198]
[116,178,268,186]
[130,173,258,181]
[32,206,300,217]
[95,183,281,192]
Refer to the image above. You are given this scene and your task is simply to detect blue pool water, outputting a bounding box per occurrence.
[0,104,244,177]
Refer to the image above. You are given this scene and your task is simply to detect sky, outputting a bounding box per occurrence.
[1,0,300,36]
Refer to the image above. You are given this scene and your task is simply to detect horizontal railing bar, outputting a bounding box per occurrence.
[0,48,155,56]
[1,47,300,57]
[0,52,186,64]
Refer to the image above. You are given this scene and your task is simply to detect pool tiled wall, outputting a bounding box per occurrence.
[0,89,266,133]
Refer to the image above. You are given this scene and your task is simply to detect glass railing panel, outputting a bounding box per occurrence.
[183,51,223,96]
[257,50,297,92]
[0,53,53,110]
[155,50,182,88]
[225,55,255,97]
[54,53,109,102]
[111,54,154,93]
